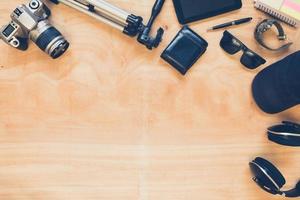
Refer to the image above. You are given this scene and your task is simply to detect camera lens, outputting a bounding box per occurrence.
[30,21,69,59]
[35,27,69,59]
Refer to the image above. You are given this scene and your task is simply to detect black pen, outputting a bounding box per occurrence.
[207,17,253,31]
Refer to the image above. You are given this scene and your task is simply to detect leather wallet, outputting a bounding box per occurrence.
[161,26,208,75]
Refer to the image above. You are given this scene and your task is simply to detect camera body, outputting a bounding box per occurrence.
[0,0,69,59]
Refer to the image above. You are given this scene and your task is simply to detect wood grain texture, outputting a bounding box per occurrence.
[0,0,299,199]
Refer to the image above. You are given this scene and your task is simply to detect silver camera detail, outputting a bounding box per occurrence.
[0,0,69,59]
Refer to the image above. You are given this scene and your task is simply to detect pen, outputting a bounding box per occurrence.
[207,17,253,31]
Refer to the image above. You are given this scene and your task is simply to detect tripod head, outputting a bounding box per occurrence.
[137,0,165,49]
[48,0,165,50]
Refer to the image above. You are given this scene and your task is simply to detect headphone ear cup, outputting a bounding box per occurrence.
[251,157,286,190]
[249,161,279,193]
[268,133,300,146]
[268,123,300,146]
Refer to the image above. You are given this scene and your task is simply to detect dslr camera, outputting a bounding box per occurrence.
[0,0,69,59]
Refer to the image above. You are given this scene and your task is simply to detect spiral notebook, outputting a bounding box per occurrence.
[254,0,300,27]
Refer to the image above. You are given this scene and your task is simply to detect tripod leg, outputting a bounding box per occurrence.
[87,0,129,26]
[50,0,125,31]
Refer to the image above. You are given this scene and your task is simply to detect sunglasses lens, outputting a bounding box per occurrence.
[241,50,266,69]
[220,31,241,54]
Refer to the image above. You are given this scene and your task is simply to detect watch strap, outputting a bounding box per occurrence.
[254,19,293,51]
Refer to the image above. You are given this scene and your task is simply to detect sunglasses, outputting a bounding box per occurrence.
[220,30,266,69]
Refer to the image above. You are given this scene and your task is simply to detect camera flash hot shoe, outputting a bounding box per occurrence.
[49,0,165,50]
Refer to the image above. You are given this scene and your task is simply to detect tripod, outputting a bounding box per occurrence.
[49,0,165,49]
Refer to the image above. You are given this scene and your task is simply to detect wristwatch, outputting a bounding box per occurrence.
[254,19,293,51]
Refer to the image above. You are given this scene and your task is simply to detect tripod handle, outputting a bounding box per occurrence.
[152,0,165,17]
[148,0,165,27]
[137,0,165,49]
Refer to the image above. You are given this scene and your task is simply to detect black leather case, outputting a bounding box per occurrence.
[161,26,208,75]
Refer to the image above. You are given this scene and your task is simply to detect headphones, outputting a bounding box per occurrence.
[249,121,300,198]
[254,19,293,52]
[249,157,300,197]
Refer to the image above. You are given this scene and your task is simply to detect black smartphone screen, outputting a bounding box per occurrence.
[173,0,242,24]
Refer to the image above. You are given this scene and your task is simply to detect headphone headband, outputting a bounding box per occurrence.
[283,181,300,198]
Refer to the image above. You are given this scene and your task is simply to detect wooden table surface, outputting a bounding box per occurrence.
[0,0,300,199]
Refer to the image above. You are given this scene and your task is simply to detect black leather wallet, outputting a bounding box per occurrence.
[161,26,208,75]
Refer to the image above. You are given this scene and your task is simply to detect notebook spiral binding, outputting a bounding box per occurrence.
[256,3,297,26]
